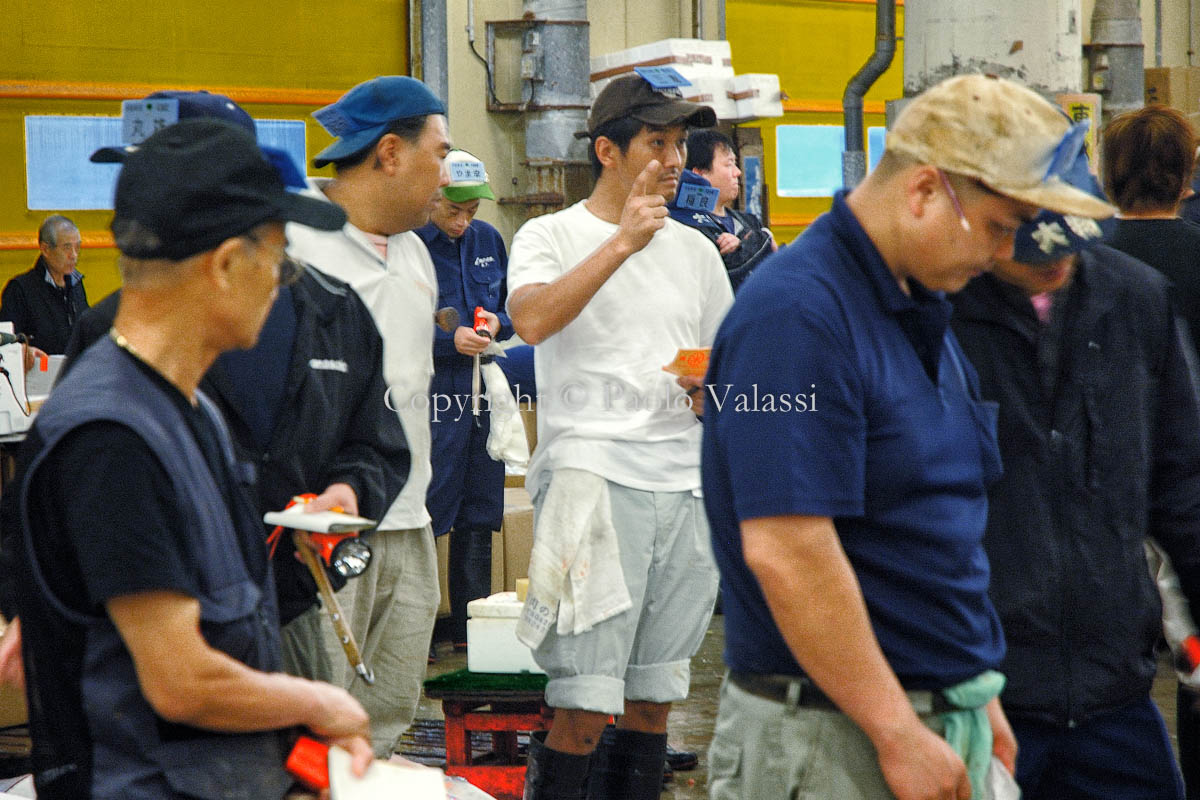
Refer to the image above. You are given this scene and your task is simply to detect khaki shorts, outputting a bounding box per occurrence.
[531,478,719,715]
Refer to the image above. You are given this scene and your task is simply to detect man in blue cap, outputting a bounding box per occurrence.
[285,75,452,759]
[950,149,1200,799]
[415,149,512,654]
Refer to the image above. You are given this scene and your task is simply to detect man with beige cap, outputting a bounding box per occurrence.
[701,74,1114,800]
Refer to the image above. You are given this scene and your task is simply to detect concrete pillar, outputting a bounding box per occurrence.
[904,0,1084,96]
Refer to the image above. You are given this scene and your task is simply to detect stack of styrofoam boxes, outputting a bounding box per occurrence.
[589,39,738,121]
[727,73,785,122]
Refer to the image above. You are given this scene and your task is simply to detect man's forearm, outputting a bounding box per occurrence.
[742,515,923,744]
[509,234,633,344]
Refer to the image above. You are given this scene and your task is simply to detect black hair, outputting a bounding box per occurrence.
[685,129,734,172]
[331,115,431,172]
[587,116,648,180]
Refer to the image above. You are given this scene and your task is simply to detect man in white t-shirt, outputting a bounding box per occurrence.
[508,74,732,800]
[282,76,452,760]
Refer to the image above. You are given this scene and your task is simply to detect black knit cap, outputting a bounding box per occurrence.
[111,118,345,260]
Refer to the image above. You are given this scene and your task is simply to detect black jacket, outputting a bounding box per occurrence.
[950,245,1200,727]
[201,267,410,623]
[0,257,88,353]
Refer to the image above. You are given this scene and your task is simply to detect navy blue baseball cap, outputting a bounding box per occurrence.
[90,90,308,189]
[311,76,447,168]
[1012,149,1114,264]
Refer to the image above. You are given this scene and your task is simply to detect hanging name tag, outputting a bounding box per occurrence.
[121,99,179,145]
[449,159,487,183]
[676,183,720,212]
[634,66,692,90]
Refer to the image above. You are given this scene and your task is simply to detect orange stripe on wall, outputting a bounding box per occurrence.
[0,80,342,107]
[782,99,888,114]
[769,215,820,228]
[0,232,114,252]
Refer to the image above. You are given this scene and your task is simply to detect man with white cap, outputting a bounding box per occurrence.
[283,75,451,759]
[702,74,1115,800]
[415,150,512,653]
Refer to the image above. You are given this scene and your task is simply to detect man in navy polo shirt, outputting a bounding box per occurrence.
[702,74,1115,800]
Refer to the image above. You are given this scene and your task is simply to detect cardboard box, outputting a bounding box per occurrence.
[434,487,535,616]
[1145,66,1200,114]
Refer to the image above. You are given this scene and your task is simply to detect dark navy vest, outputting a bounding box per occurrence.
[18,337,293,800]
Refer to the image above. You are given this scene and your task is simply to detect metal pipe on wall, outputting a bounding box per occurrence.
[842,0,896,189]
[1087,0,1144,121]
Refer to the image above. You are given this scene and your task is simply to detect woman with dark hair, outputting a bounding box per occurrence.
[1103,104,1200,800]
[1104,105,1200,350]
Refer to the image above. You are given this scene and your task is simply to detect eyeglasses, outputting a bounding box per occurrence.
[937,170,1022,244]
[242,231,304,286]
[937,169,972,233]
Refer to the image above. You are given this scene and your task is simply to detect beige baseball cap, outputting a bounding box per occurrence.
[886,74,1116,219]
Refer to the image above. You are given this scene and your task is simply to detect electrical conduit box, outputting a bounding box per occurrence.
[0,324,32,436]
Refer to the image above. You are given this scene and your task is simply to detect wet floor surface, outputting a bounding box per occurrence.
[416,613,1182,800]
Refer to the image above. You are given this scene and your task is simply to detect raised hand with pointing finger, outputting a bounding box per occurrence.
[615,159,670,255]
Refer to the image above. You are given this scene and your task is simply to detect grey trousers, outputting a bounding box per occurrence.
[708,672,957,800]
[281,525,439,758]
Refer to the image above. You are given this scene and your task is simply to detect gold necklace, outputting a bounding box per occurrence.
[108,328,146,363]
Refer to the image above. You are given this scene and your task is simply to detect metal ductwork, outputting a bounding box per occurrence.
[842,0,896,189]
[1085,0,1145,121]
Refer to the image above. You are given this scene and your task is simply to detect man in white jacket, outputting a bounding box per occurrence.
[284,75,451,759]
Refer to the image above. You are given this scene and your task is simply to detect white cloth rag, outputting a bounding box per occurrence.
[482,361,529,472]
[516,469,633,648]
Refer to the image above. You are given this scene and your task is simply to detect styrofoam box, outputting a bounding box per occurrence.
[683,77,736,121]
[0,323,32,436]
[728,73,784,121]
[590,63,724,103]
[466,592,545,674]
[589,38,735,84]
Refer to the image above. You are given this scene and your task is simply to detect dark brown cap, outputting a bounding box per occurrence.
[580,74,717,138]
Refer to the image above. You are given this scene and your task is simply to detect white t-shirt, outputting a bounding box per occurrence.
[507,201,733,494]
[286,180,436,530]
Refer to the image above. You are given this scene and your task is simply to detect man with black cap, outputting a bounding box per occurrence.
[59,90,411,666]
[284,75,452,759]
[506,73,732,800]
[0,119,372,799]
[415,149,513,655]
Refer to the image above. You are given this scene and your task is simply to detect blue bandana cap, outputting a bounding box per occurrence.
[1012,149,1114,264]
[312,76,446,168]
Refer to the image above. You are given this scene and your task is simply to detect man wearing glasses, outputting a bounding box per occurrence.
[0,119,373,799]
[702,75,1115,800]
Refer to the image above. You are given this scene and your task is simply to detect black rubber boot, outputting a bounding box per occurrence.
[523,731,591,800]
[586,726,667,800]
[448,527,494,644]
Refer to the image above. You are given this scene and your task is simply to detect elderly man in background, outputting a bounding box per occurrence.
[1,215,87,354]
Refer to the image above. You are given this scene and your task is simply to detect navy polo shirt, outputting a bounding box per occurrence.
[701,192,1005,689]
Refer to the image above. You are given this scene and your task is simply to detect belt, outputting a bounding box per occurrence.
[433,354,495,368]
[728,671,956,715]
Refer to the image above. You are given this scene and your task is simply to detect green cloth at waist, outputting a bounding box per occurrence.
[941,670,1006,800]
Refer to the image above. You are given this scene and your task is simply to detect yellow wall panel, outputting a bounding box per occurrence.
[0,0,410,301]
[727,0,905,239]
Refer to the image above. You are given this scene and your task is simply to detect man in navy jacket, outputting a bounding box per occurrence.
[415,150,513,649]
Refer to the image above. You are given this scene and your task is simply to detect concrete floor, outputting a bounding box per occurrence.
[419,614,1183,800]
